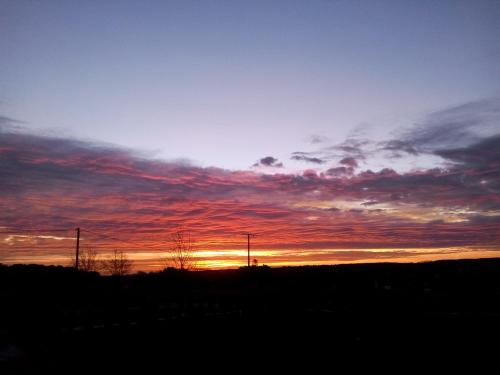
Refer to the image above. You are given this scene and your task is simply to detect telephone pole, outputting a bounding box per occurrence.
[247,233,250,267]
[75,227,80,270]
[242,233,255,267]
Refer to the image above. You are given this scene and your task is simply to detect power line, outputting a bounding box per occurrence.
[2,227,267,268]
[241,233,256,267]
[0,247,73,250]
[83,231,168,244]
[75,228,80,270]
[0,226,163,259]
[0,228,71,233]
[82,228,168,251]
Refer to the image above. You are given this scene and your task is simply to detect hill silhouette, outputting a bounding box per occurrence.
[1,258,500,372]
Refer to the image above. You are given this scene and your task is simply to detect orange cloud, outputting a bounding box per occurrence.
[1,128,499,270]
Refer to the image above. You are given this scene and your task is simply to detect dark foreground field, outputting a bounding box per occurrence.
[2,258,500,372]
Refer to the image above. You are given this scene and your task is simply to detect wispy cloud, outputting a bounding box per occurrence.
[253,156,283,168]
[1,98,499,269]
[339,157,358,168]
[291,152,326,164]
[380,97,500,156]
[308,134,329,144]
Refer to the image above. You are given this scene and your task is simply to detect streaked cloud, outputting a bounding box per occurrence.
[308,134,329,144]
[291,152,326,164]
[1,99,499,269]
[253,156,283,168]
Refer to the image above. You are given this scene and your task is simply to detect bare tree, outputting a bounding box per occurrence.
[165,230,197,270]
[70,246,100,272]
[101,249,132,276]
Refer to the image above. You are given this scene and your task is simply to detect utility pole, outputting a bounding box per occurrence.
[247,233,250,267]
[75,227,80,270]
[242,233,255,267]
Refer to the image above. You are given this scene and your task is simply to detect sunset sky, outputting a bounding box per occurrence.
[1,0,500,271]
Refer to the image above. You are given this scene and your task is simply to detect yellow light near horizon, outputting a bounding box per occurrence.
[196,259,244,269]
[2,241,500,271]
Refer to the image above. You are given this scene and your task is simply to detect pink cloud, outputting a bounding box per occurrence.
[1,128,499,269]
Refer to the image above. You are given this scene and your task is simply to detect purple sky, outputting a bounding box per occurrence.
[1,1,500,270]
[1,0,499,171]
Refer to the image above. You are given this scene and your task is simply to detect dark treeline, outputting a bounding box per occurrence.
[2,259,500,372]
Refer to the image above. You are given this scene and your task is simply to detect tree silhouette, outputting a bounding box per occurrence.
[101,249,132,276]
[79,247,100,272]
[166,230,197,270]
[70,246,100,272]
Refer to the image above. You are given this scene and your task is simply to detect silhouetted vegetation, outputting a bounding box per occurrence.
[70,247,100,272]
[165,230,197,270]
[100,249,132,276]
[1,258,500,372]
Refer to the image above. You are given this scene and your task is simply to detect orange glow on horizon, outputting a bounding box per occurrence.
[2,234,499,272]
[2,127,499,272]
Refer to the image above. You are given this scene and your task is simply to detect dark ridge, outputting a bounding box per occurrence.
[1,258,500,371]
